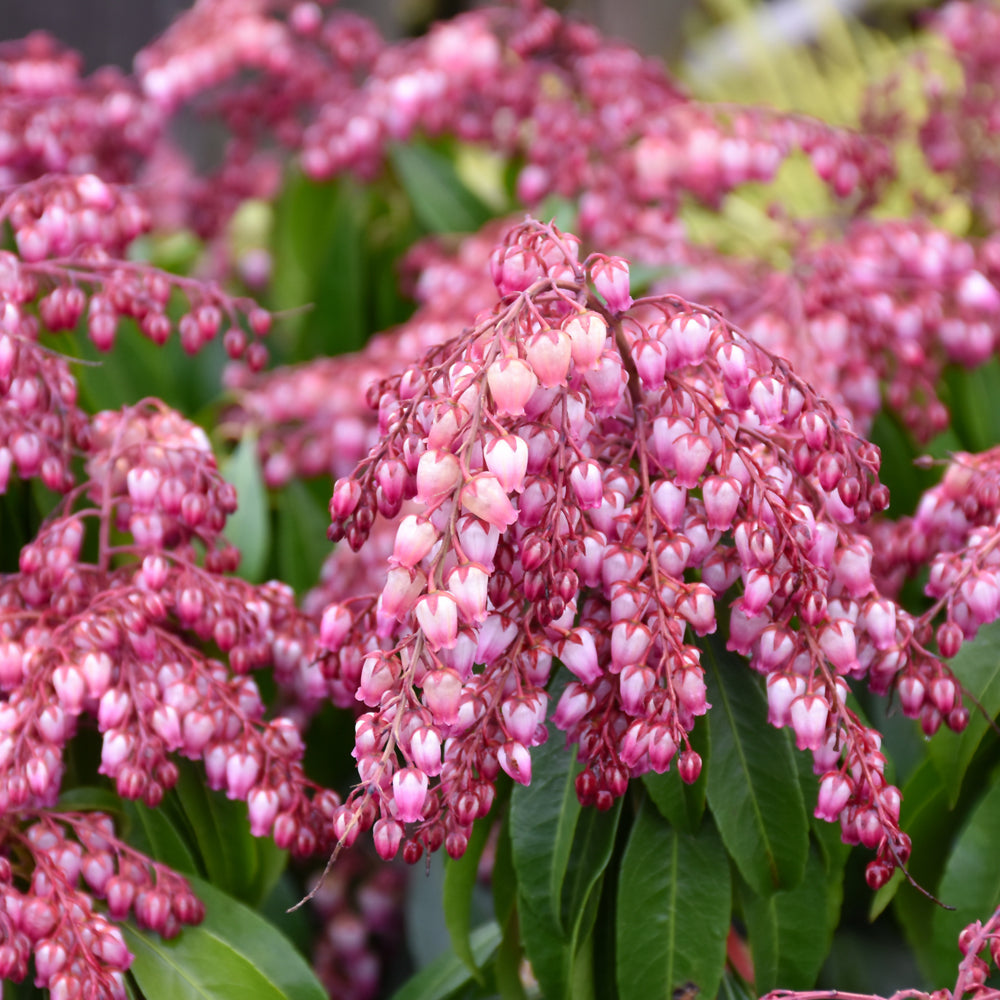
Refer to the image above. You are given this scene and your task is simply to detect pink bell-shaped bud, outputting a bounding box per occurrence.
[815,772,853,822]
[461,474,518,529]
[409,726,443,776]
[564,312,607,372]
[591,255,632,312]
[790,694,829,751]
[415,592,460,651]
[416,449,461,504]
[766,672,805,727]
[487,357,537,417]
[484,435,529,493]
[392,767,429,823]
[498,740,532,785]
[557,629,602,686]
[392,515,439,568]
[524,328,572,388]
[702,475,742,531]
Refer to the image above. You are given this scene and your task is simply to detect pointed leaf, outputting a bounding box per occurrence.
[388,923,502,1000]
[930,769,1000,982]
[174,760,286,906]
[704,638,808,896]
[616,800,730,1000]
[276,480,330,594]
[443,816,493,979]
[123,800,200,877]
[390,142,493,234]
[124,877,325,1000]
[928,619,1000,806]
[741,847,838,992]
[220,431,269,583]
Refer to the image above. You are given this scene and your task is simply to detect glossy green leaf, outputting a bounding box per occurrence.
[890,757,958,981]
[390,142,493,234]
[616,800,731,1000]
[930,768,1000,982]
[220,431,269,583]
[491,813,517,927]
[388,923,502,1000]
[124,877,326,1000]
[276,480,331,594]
[929,619,1000,806]
[443,816,494,979]
[560,799,622,944]
[741,847,838,992]
[704,638,808,896]
[174,761,287,906]
[945,358,1000,453]
[510,712,582,1000]
[123,800,200,877]
[495,909,528,1000]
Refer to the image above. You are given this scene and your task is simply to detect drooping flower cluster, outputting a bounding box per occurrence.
[0,811,203,1000]
[660,218,1000,441]
[313,217,958,887]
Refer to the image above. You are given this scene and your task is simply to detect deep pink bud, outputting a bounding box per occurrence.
[330,477,362,520]
[648,725,677,773]
[678,585,717,636]
[815,772,852,821]
[52,664,86,714]
[611,621,653,672]
[392,767,428,823]
[501,695,546,745]
[498,740,532,785]
[833,542,874,598]
[619,664,655,715]
[373,818,404,860]
[248,788,280,836]
[678,750,702,784]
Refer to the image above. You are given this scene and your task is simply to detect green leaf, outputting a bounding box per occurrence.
[560,799,623,944]
[174,761,287,906]
[388,923,502,1000]
[704,638,809,896]
[891,757,958,982]
[510,708,582,1000]
[220,431,269,583]
[123,800,200,877]
[491,813,517,927]
[390,142,493,234]
[928,619,1000,806]
[443,816,494,979]
[741,846,839,992]
[124,876,326,1000]
[930,768,1000,982]
[495,909,528,1000]
[616,800,731,999]
[945,358,1000,452]
[276,480,331,594]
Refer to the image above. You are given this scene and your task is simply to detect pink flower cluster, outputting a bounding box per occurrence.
[313,218,953,888]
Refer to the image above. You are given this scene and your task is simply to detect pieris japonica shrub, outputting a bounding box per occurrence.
[4,2,1000,999]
